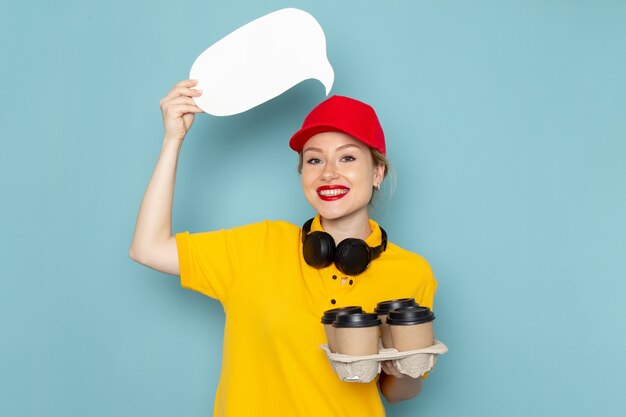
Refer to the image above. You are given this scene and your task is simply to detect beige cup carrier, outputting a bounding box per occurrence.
[321,301,448,383]
[321,340,448,383]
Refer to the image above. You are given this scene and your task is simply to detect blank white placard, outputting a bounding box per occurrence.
[189,8,334,116]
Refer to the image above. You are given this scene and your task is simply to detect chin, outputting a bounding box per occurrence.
[316,205,367,222]
[305,195,368,221]
[317,211,345,221]
[307,204,343,220]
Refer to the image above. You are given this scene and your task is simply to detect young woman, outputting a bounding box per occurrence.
[130,80,437,416]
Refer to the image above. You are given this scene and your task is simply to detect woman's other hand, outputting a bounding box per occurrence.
[380,360,406,379]
[160,79,204,143]
[379,360,423,403]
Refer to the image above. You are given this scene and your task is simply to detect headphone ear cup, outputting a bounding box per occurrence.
[303,231,336,269]
[334,239,372,276]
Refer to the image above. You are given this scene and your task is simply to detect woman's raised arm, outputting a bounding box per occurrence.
[129,80,203,275]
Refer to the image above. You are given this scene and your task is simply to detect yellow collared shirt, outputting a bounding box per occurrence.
[176,216,437,417]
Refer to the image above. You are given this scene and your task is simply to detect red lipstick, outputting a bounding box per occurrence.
[317,185,350,201]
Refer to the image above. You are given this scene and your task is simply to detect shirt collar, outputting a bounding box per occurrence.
[310,214,384,247]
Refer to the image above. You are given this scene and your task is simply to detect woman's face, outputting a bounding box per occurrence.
[300,132,385,222]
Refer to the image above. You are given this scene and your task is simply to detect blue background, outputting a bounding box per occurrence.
[1,1,625,416]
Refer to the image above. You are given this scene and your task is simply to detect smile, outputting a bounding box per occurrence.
[317,186,349,201]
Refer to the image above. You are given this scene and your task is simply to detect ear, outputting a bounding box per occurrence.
[373,163,385,186]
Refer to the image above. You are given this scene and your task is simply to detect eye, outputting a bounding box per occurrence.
[306,158,322,165]
[340,155,356,162]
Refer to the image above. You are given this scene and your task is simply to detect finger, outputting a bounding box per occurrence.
[380,361,391,375]
[163,104,204,119]
[162,97,204,114]
[162,86,203,103]
[167,104,204,115]
[175,79,198,88]
[165,96,199,106]
[389,361,406,378]
[382,360,403,378]
[161,79,200,102]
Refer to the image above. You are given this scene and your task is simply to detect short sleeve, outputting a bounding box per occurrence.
[415,260,438,311]
[175,223,265,303]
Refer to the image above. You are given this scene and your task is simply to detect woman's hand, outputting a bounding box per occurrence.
[160,79,204,144]
[129,80,203,275]
[378,360,423,403]
[380,360,406,379]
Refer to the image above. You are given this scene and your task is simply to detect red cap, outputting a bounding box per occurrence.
[289,95,386,155]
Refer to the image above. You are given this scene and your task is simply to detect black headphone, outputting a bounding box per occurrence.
[301,218,388,276]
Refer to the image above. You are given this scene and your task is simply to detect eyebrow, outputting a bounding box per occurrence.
[302,143,362,154]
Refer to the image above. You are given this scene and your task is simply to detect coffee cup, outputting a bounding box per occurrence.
[374,298,417,348]
[333,313,381,355]
[321,306,363,353]
[387,306,435,351]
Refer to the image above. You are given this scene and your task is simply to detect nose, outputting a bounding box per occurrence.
[320,160,339,181]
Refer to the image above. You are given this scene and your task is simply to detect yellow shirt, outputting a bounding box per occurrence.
[175,216,437,417]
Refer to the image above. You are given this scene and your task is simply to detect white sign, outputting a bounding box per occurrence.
[190,8,334,116]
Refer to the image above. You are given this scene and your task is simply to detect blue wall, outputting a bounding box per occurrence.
[1,1,625,416]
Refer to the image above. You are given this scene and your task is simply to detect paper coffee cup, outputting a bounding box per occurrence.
[321,306,363,353]
[333,313,381,356]
[387,306,435,351]
[374,298,417,348]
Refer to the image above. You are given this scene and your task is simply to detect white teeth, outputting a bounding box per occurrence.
[319,189,348,196]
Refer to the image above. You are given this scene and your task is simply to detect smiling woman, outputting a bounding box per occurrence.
[299,132,385,237]
[129,83,438,416]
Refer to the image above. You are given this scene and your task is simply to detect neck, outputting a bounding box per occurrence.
[320,210,372,243]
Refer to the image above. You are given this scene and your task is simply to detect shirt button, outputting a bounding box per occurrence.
[332,275,337,280]
[349,280,353,285]
[331,299,336,304]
